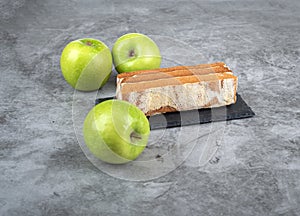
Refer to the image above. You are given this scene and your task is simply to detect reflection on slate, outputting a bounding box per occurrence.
[95,93,255,130]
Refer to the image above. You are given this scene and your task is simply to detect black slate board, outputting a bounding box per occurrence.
[95,93,255,130]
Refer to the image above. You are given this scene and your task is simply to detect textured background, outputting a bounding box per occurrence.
[0,0,300,215]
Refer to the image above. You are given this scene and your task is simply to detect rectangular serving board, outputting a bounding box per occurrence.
[95,93,255,130]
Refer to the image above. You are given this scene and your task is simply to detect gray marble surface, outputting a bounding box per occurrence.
[1,0,300,215]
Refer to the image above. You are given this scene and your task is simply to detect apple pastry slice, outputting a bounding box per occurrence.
[116,62,238,116]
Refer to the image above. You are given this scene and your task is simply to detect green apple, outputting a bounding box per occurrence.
[112,33,161,73]
[60,38,112,91]
[83,99,150,164]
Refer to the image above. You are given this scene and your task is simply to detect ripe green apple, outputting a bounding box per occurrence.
[83,100,150,164]
[60,38,112,91]
[112,33,161,73]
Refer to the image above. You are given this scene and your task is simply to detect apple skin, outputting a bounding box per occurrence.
[112,33,161,73]
[83,100,150,164]
[60,38,112,91]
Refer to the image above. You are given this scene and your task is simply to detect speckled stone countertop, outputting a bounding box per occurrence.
[0,0,299,215]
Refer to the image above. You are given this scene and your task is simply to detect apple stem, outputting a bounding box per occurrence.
[130,131,142,143]
[86,41,93,46]
[129,49,135,57]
